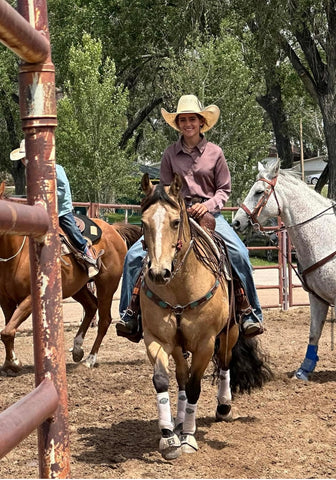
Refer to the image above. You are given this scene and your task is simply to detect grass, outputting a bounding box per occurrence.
[249,256,277,267]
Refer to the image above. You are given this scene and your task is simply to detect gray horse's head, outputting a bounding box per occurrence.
[232,159,281,233]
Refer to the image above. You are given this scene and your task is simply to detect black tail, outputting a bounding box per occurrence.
[229,334,273,394]
[113,222,142,249]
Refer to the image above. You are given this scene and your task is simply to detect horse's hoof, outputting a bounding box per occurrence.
[180,433,198,454]
[83,354,97,368]
[159,433,181,460]
[2,359,22,374]
[72,347,84,363]
[216,403,233,422]
[294,368,310,381]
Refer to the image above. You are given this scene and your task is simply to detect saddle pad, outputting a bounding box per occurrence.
[74,213,102,244]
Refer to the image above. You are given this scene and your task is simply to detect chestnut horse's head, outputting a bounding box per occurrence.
[141,173,186,284]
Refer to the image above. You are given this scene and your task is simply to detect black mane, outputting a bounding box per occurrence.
[141,184,180,213]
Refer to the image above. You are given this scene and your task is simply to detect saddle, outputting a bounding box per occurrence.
[60,214,104,278]
[74,212,102,243]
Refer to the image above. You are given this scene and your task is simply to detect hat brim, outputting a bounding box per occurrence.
[161,104,220,133]
[10,148,25,161]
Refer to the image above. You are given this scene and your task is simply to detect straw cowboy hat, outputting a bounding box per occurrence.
[161,94,220,133]
[10,140,26,161]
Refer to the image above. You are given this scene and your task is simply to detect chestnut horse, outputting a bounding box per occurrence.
[0,184,141,373]
[139,173,271,459]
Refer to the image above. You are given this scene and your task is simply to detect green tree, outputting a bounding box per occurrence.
[227,0,336,198]
[56,33,138,203]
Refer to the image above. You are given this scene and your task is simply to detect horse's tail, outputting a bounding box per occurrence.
[113,222,142,249]
[229,334,273,394]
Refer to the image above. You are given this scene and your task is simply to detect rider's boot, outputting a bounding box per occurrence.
[82,245,99,278]
[116,274,143,343]
[234,278,263,337]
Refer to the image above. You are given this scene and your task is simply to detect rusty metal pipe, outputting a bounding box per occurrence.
[0,378,58,460]
[0,199,49,238]
[0,0,49,62]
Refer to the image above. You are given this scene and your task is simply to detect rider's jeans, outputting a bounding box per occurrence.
[59,212,87,253]
[119,213,263,323]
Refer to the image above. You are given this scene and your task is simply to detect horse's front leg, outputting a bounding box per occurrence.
[181,339,215,454]
[146,337,182,460]
[295,295,329,381]
[215,325,239,422]
[172,346,189,435]
[1,295,32,373]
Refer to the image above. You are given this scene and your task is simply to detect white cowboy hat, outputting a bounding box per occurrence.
[10,139,26,161]
[161,94,220,133]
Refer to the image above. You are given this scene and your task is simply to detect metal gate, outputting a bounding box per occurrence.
[0,0,70,477]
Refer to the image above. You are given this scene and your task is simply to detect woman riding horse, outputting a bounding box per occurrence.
[116,94,263,339]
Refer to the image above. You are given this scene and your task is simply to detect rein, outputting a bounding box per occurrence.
[0,236,27,262]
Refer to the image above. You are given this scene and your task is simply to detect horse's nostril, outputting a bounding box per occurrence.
[163,269,171,279]
[148,268,171,284]
[232,220,239,229]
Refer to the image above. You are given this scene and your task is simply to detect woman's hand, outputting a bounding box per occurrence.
[187,202,208,220]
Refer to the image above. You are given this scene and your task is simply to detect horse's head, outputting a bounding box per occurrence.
[232,159,281,233]
[141,173,186,284]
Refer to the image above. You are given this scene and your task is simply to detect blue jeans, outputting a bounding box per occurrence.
[59,212,87,253]
[119,213,262,322]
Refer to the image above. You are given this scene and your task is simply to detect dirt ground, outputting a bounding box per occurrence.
[1,302,336,479]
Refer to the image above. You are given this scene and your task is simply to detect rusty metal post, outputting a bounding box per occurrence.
[17,0,70,477]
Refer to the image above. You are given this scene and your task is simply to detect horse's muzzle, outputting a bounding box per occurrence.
[148,267,171,284]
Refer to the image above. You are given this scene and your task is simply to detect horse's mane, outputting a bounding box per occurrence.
[113,222,142,249]
[141,184,180,212]
[258,162,332,205]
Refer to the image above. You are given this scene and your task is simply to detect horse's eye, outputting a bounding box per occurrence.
[172,219,180,229]
[255,190,264,196]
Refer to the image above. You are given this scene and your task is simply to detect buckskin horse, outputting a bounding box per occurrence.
[232,159,336,381]
[0,183,141,373]
[139,173,271,459]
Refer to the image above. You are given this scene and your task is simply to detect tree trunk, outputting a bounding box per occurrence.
[256,82,293,168]
[320,111,336,199]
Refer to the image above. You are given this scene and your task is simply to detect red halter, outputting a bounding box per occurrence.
[240,176,281,230]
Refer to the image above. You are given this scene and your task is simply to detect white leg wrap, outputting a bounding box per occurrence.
[157,392,174,431]
[183,402,197,434]
[217,369,232,405]
[175,390,187,428]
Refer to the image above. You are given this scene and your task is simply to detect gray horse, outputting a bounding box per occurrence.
[232,159,336,381]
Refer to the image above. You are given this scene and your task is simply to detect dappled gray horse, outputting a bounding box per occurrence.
[232,159,336,380]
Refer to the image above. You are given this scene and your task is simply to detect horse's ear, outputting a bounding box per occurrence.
[0,182,5,198]
[257,161,264,173]
[268,158,280,178]
[141,173,154,196]
[169,173,182,198]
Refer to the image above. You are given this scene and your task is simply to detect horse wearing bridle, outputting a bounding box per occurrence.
[233,159,336,381]
[139,173,270,459]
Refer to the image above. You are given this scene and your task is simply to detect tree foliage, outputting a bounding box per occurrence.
[56,34,137,203]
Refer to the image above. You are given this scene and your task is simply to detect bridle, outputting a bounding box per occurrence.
[240,176,281,231]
